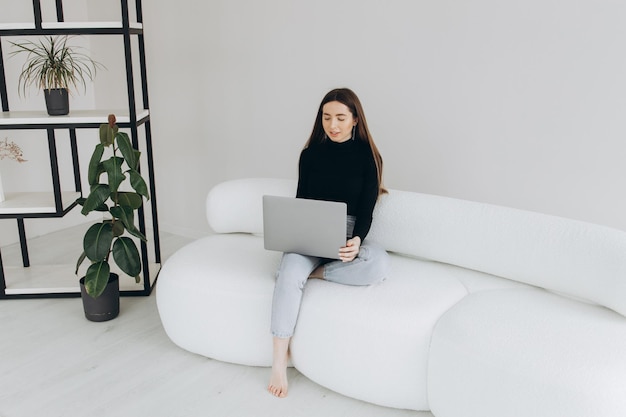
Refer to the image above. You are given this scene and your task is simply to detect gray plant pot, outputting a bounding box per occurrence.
[80,273,120,322]
[44,88,69,116]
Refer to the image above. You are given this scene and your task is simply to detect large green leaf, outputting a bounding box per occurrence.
[102,156,125,193]
[83,222,113,262]
[116,192,143,209]
[126,227,147,243]
[110,205,147,242]
[133,150,141,165]
[99,123,117,146]
[87,144,104,186]
[84,261,111,298]
[127,169,149,200]
[81,184,110,215]
[112,237,141,280]
[112,220,125,237]
[115,132,137,170]
[75,251,87,274]
[109,205,131,223]
[76,196,108,212]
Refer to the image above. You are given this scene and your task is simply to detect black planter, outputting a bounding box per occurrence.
[80,273,120,322]
[44,88,69,116]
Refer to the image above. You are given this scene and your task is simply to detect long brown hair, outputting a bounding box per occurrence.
[304,88,387,196]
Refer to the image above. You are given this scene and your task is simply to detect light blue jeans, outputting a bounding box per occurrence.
[270,216,391,338]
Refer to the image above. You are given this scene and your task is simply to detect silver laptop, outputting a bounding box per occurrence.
[263,195,347,259]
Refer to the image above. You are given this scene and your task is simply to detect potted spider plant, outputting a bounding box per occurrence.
[9,35,103,116]
[75,114,150,321]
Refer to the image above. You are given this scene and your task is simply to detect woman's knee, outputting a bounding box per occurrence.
[276,253,319,289]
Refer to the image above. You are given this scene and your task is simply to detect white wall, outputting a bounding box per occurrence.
[141,0,626,237]
[2,0,626,246]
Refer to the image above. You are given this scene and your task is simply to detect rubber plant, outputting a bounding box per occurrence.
[76,114,149,297]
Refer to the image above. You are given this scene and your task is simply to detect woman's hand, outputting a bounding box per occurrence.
[339,236,361,262]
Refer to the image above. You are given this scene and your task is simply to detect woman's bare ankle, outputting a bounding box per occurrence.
[268,337,290,398]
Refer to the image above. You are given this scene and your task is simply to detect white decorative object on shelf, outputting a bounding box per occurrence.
[1,138,27,203]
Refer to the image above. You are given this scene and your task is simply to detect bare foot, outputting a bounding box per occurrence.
[268,364,288,398]
[268,337,290,398]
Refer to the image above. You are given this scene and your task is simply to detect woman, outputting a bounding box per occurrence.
[268,88,391,398]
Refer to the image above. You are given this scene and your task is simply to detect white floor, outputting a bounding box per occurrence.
[0,226,433,417]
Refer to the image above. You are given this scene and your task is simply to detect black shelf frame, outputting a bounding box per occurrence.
[0,0,161,299]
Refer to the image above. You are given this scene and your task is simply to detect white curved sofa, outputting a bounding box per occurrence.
[156,178,626,416]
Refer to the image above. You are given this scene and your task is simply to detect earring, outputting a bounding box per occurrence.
[352,125,356,140]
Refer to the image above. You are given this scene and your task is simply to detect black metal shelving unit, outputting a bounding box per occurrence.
[0,0,161,299]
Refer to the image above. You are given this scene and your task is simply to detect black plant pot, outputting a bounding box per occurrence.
[44,88,69,116]
[80,273,120,322]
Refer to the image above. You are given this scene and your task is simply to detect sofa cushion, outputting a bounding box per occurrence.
[156,233,281,366]
[368,189,626,317]
[206,177,296,234]
[428,288,626,417]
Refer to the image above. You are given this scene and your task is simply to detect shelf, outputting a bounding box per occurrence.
[0,23,36,30]
[3,262,160,295]
[0,21,142,34]
[0,109,149,127]
[42,21,142,30]
[0,0,160,299]
[0,191,80,215]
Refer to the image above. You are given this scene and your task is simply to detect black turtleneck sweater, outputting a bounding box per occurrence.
[296,139,379,241]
